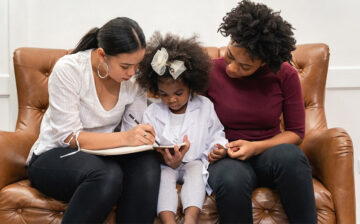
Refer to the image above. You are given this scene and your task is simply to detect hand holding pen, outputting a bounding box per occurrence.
[129,114,160,146]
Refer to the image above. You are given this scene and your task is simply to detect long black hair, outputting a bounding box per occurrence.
[72,17,146,55]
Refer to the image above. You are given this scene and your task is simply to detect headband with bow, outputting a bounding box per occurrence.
[150,47,187,80]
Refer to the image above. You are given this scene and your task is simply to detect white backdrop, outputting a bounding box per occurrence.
[1,0,360,221]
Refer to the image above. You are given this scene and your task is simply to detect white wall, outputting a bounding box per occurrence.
[0,0,10,131]
[2,0,360,221]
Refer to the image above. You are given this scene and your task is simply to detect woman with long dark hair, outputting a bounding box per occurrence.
[27,17,161,223]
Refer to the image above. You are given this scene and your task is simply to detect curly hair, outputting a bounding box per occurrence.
[219,0,296,73]
[137,32,211,95]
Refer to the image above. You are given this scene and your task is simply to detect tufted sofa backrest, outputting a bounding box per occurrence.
[291,44,329,134]
[13,44,329,138]
[13,48,70,136]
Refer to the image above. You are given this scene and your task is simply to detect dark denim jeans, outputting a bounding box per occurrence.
[28,147,160,224]
[208,143,317,224]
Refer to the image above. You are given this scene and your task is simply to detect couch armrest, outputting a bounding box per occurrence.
[300,128,355,224]
[0,131,36,190]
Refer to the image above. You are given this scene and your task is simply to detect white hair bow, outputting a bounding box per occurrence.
[150,47,187,80]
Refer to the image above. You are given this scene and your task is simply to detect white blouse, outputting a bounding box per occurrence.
[26,49,146,164]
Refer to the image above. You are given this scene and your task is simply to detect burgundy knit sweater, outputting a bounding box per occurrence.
[207,58,305,142]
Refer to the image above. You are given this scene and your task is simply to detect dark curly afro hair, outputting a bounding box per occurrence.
[137,32,211,95]
[219,0,296,73]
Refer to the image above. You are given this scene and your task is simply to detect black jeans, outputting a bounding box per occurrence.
[208,143,317,224]
[28,147,161,224]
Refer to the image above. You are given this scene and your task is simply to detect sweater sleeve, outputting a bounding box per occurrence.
[281,65,305,139]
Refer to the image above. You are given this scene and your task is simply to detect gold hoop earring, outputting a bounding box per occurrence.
[97,62,109,79]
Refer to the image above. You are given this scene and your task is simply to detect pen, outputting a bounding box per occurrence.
[129,114,161,146]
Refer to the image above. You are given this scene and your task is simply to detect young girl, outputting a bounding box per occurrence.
[138,32,228,224]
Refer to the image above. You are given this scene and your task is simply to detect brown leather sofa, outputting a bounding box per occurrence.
[0,44,355,224]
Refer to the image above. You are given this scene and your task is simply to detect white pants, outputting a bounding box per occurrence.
[157,160,206,214]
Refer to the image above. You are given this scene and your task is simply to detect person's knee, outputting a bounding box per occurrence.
[270,144,310,170]
[91,161,124,196]
[138,155,161,190]
[210,159,255,195]
[103,164,123,185]
[183,160,203,179]
[142,169,160,191]
[222,170,254,194]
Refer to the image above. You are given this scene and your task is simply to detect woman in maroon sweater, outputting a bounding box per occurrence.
[206,1,317,223]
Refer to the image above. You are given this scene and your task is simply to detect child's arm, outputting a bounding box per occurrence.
[203,104,229,163]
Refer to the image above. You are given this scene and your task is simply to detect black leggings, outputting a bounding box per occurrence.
[208,143,317,224]
[28,147,161,224]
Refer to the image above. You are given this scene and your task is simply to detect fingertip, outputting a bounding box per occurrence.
[165,148,172,157]
[157,149,165,156]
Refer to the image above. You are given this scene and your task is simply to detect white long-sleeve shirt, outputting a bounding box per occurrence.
[26,49,146,164]
[143,95,228,194]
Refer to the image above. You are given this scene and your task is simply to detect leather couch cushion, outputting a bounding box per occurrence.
[0,178,335,224]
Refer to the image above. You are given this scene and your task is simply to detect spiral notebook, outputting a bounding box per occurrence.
[80,142,186,156]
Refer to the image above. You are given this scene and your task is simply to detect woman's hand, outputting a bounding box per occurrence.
[123,124,156,146]
[156,135,190,169]
[226,140,258,160]
[208,144,227,163]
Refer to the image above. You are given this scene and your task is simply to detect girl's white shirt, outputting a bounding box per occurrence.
[143,95,228,194]
[168,112,185,143]
[26,49,146,164]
